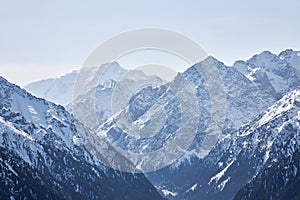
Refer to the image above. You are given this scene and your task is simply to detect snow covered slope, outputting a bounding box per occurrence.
[0,76,164,200]
[24,70,77,106]
[20,49,300,199]
[167,89,300,200]
[24,62,128,106]
[71,66,163,131]
[97,56,275,169]
[234,50,300,99]
[24,62,163,131]
[279,49,300,81]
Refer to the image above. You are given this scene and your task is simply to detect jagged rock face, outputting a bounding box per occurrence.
[279,49,300,79]
[70,63,163,131]
[233,91,300,200]
[165,90,300,200]
[94,56,276,197]
[234,50,300,100]
[99,56,275,157]
[116,53,298,199]
[20,49,300,199]
[0,77,163,200]
[24,62,167,133]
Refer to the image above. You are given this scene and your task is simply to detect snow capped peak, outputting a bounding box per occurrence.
[2,48,300,199]
[233,49,300,99]
[0,76,19,88]
[253,50,276,58]
[24,71,78,106]
[248,50,277,66]
[24,62,127,106]
[278,49,297,59]
[74,62,127,93]
[233,59,247,66]
[277,49,300,79]
[259,50,275,56]
[103,61,126,72]
[183,55,228,78]
[0,77,164,199]
[204,55,221,62]
[0,75,78,149]
[93,61,127,83]
[71,63,164,131]
[198,56,225,67]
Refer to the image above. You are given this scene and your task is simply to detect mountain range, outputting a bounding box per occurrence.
[1,49,299,199]
[0,76,163,199]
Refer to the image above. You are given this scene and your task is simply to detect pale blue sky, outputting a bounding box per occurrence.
[1,0,300,86]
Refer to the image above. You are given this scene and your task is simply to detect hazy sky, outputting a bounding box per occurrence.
[1,0,300,86]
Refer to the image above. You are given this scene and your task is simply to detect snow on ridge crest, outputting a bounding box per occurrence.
[258,89,300,126]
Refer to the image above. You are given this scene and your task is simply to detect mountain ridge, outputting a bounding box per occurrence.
[0,76,164,199]
[6,48,300,199]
